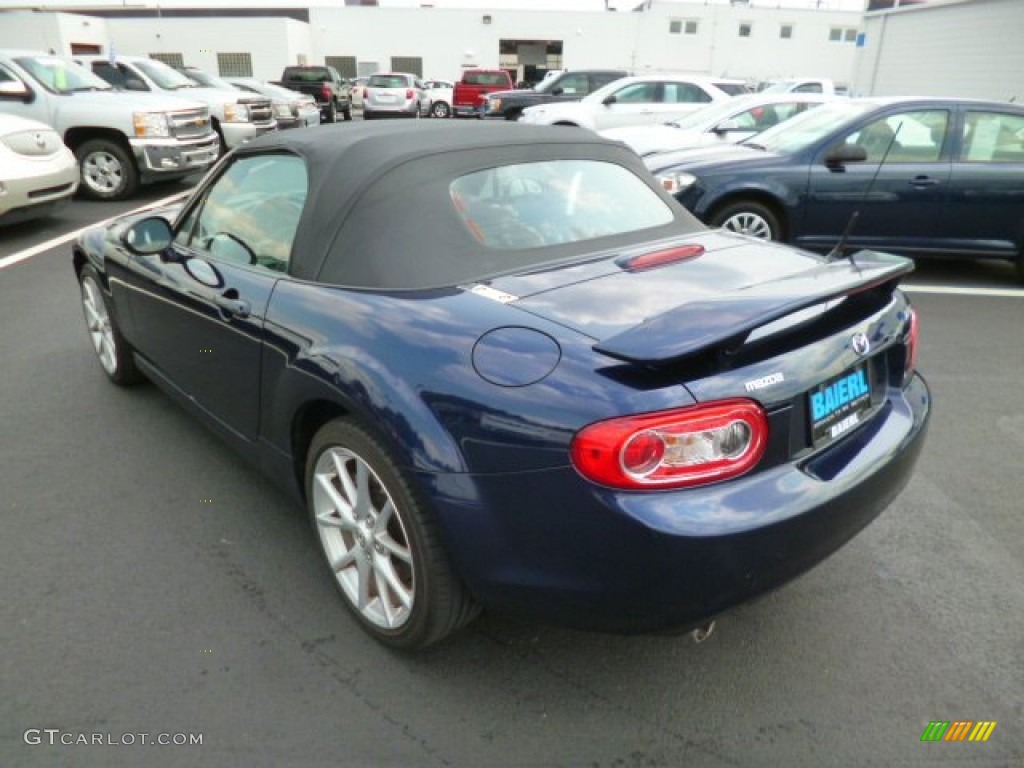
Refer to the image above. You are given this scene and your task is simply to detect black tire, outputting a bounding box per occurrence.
[430,101,451,119]
[1015,255,1024,285]
[505,108,523,122]
[306,419,478,649]
[78,264,143,386]
[342,105,353,122]
[363,110,375,121]
[324,101,337,124]
[74,139,139,201]
[709,199,783,241]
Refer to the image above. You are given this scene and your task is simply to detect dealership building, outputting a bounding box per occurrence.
[0,0,1019,100]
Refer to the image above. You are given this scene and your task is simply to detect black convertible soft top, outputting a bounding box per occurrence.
[236,121,701,287]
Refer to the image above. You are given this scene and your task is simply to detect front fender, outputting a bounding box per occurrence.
[692,178,799,221]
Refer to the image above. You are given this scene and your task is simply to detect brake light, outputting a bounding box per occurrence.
[363,88,368,99]
[904,307,919,379]
[406,89,414,99]
[321,84,331,101]
[570,399,768,490]
[619,244,705,272]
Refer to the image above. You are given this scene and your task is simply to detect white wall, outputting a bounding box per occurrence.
[0,10,107,54]
[636,2,862,83]
[1,2,862,85]
[853,0,1024,100]
[104,17,311,80]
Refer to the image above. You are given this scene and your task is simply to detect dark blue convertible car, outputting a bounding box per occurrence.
[74,122,930,648]
[647,97,1024,282]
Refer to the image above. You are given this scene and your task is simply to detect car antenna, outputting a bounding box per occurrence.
[826,120,904,266]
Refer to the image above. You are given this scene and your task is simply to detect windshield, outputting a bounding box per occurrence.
[751,100,874,154]
[760,81,797,94]
[183,69,234,90]
[15,56,112,93]
[668,98,759,130]
[133,59,196,90]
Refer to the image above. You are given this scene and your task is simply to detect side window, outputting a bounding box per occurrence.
[175,154,308,273]
[590,74,622,91]
[663,82,713,104]
[960,111,1024,163]
[612,82,658,104]
[842,110,948,163]
[793,83,822,94]
[555,73,588,95]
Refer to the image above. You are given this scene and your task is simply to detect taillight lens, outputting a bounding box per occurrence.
[570,399,768,490]
[406,88,414,99]
[904,307,919,381]
[363,88,368,99]
[321,84,331,101]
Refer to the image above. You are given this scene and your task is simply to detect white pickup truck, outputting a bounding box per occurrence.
[77,55,277,153]
[0,50,219,200]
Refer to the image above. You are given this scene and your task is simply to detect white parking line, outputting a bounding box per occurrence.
[904,284,1024,298]
[0,190,190,271]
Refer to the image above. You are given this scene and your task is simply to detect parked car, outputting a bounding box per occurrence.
[601,93,830,156]
[78,55,276,153]
[482,69,629,121]
[519,75,732,131]
[348,76,368,110]
[646,97,1024,281]
[72,121,929,649]
[278,65,352,123]
[0,113,78,225]
[362,72,428,120]
[709,77,752,96]
[225,76,320,130]
[758,77,845,97]
[452,69,514,118]
[422,81,454,118]
[0,50,218,200]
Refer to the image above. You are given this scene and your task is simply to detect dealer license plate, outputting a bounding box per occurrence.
[808,363,874,446]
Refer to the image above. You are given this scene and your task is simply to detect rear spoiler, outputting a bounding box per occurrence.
[593,251,913,365]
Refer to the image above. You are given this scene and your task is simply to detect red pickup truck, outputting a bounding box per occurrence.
[452,69,514,118]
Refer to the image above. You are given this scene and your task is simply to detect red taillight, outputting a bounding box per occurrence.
[321,84,332,101]
[619,244,705,272]
[406,88,414,99]
[363,88,368,98]
[570,399,768,490]
[905,307,919,377]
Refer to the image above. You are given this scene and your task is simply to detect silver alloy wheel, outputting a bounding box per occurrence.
[81,149,125,196]
[431,101,450,118]
[80,275,118,375]
[312,446,415,629]
[720,210,774,240]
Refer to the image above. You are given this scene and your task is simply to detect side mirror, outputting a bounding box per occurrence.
[713,118,741,134]
[122,216,173,255]
[825,143,868,167]
[0,79,32,102]
[602,94,617,106]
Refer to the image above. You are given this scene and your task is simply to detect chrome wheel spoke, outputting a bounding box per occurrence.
[356,554,371,610]
[315,473,356,530]
[375,557,413,612]
[329,547,357,573]
[378,532,412,565]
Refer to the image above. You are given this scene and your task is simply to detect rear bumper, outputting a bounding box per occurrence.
[421,373,931,633]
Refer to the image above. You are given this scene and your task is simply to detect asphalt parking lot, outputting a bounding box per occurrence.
[1,189,1022,767]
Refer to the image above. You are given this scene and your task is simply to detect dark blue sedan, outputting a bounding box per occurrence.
[646,97,1024,282]
[74,122,930,648]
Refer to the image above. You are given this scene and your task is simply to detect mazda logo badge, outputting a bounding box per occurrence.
[34,132,47,150]
[851,333,871,356]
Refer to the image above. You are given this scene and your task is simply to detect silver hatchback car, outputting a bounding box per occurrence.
[363,72,428,120]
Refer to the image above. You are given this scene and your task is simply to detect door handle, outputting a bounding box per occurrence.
[215,292,250,318]
[908,176,941,188]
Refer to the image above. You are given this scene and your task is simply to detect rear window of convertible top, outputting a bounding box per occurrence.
[317,157,686,291]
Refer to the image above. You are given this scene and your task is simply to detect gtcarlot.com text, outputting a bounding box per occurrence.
[24,729,203,747]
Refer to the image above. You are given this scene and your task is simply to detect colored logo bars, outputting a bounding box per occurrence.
[921,721,997,742]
